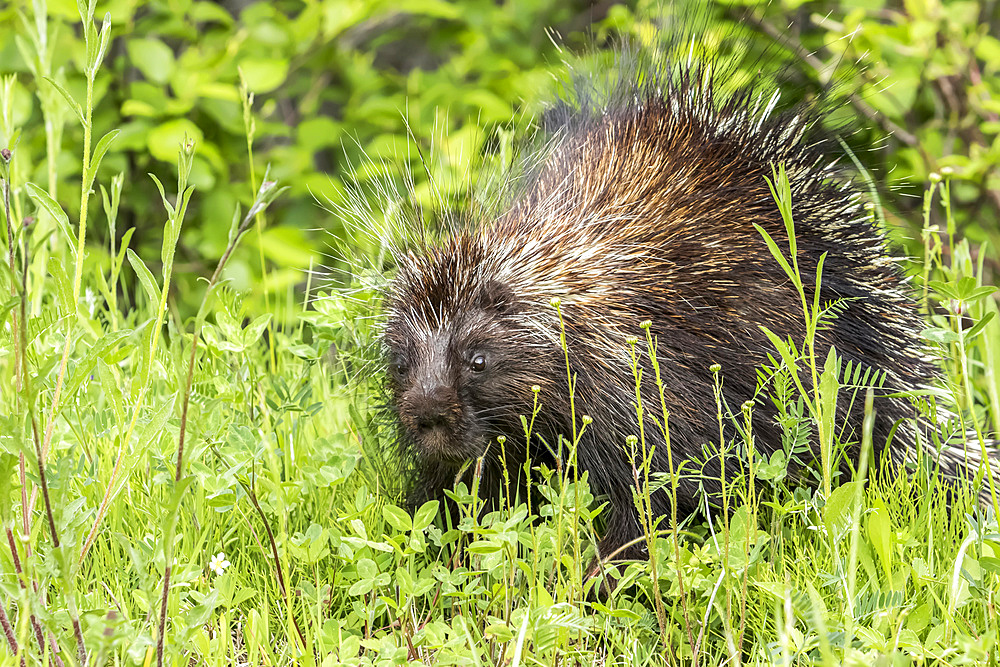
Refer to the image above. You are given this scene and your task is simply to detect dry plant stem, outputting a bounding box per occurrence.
[2,170,30,558]
[9,170,70,667]
[0,601,17,656]
[158,207,267,666]
[22,224,82,666]
[17,219,65,667]
[5,528,47,657]
[2,173,19,394]
[31,415,85,667]
[247,487,308,649]
[174,212,252,479]
[737,407,755,657]
[32,410,58,549]
[155,567,171,667]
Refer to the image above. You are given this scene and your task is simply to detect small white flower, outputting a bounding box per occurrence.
[208,552,230,576]
[85,287,98,318]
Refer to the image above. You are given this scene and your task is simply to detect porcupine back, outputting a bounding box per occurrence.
[382,36,997,560]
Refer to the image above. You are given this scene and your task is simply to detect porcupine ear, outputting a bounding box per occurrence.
[477,280,518,315]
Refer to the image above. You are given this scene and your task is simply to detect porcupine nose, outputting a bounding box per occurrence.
[404,384,460,433]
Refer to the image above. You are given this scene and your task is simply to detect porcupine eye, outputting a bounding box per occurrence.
[470,354,487,373]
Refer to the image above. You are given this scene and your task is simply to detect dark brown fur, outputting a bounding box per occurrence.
[380,52,989,560]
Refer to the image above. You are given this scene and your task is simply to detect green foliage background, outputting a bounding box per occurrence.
[1,0,999,664]
[1,0,997,315]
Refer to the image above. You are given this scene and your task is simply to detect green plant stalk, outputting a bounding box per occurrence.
[737,400,755,657]
[524,388,541,593]
[552,297,582,595]
[38,60,93,464]
[16,222,62,666]
[711,365,732,638]
[624,336,668,648]
[844,389,874,647]
[13,9,98,659]
[157,179,288,662]
[920,180,940,315]
[0,166,22,659]
[763,164,831,497]
[29,1,63,317]
[954,306,1000,515]
[552,300,584,597]
[79,159,193,564]
[0,147,32,552]
[643,324,698,662]
[241,79,277,374]
[0,82,34,550]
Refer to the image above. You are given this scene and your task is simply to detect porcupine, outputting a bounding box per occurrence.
[377,29,997,563]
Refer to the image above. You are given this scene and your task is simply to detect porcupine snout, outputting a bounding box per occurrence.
[400,382,464,461]
[395,332,467,461]
[404,384,460,432]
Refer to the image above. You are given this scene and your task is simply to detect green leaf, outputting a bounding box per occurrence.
[928,280,958,301]
[412,500,439,532]
[115,227,136,274]
[137,393,177,450]
[0,296,18,326]
[920,327,960,344]
[163,475,196,517]
[47,255,75,316]
[398,0,461,19]
[760,326,799,379]
[63,329,133,400]
[98,359,124,425]
[147,173,173,217]
[752,223,795,285]
[238,58,290,94]
[0,454,19,519]
[818,345,839,446]
[126,37,175,85]
[348,579,373,596]
[43,77,86,126]
[382,504,412,533]
[823,481,862,540]
[813,251,827,321]
[25,182,74,250]
[239,314,272,348]
[966,286,998,303]
[356,557,377,579]
[85,129,121,193]
[127,249,159,305]
[89,12,112,73]
[867,497,894,586]
[964,311,996,341]
[147,119,203,164]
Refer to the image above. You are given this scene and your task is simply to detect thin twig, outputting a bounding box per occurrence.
[0,600,18,658]
[6,528,48,658]
[158,181,282,667]
[245,485,308,650]
[739,10,919,147]
[31,414,85,667]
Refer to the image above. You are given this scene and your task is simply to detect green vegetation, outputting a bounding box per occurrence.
[1,0,999,664]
